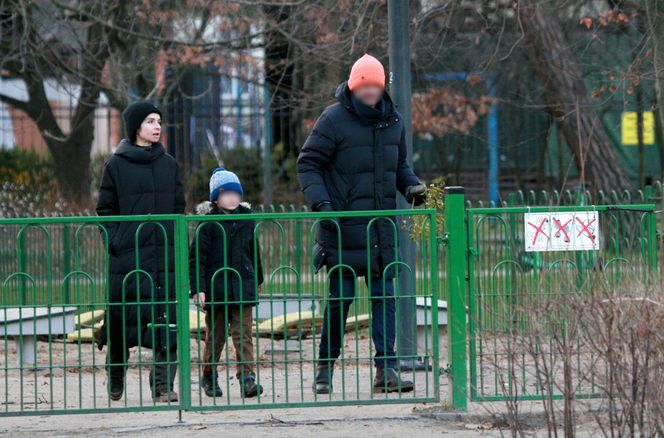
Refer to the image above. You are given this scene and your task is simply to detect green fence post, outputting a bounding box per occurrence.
[175,215,191,412]
[444,186,468,410]
[645,185,658,274]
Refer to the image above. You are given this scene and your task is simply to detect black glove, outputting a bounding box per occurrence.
[312,242,327,274]
[315,201,339,231]
[316,201,334,212]
[405,184,427,206]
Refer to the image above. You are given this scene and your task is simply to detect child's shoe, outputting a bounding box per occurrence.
[241,372,263,398]
[201,372,223,397]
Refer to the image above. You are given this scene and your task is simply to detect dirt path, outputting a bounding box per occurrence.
[0,405,490,437]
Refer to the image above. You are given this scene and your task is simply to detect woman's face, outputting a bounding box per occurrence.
[216,191,241,211]
[136,112,161,146]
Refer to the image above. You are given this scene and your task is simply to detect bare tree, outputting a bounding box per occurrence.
[0,0,405,206]
[646,0,664,180]
[519,0,633,193]
[0,1,116,206]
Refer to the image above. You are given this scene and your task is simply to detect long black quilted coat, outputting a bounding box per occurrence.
[96,139,185,351]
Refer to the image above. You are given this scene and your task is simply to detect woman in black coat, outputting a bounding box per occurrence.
[96,101,185,402]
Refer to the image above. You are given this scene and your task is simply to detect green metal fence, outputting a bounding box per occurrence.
[3,186,660,416]
[443,185,661,410]
[0,210,441,416]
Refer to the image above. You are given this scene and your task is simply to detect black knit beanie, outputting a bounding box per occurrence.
[122,101,162,144]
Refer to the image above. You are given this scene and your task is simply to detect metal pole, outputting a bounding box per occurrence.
[487,80,500,205]
[263,84,273,205]
[388,0,420,370]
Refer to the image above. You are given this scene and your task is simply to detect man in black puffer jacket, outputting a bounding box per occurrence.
[297,54,427,395]
[96,101,185,403]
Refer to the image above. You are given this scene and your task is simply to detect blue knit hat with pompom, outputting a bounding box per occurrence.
[209,167,243,202]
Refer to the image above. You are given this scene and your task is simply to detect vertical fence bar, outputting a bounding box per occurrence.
[648,205,658,273]
[444,186,468,410]
[63,224,71,304]
[644,185,658,274]
[175,215,191,411]
[429,210,440,402]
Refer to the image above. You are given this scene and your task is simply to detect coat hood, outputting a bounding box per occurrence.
[114,139,166,164]
[335,81,397,122]
[195,201,252,215]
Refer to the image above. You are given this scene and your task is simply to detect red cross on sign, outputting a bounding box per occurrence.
[575,216,597,241]
[527,217,549,246]
[552,217,572,242]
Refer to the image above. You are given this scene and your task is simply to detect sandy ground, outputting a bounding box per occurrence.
[0,335,462,437]
[1,333,440,412]
[0,397,604,438]
[0,405,496,437]
[0,335,604,437]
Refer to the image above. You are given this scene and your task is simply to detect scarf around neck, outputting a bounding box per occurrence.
[350,93,386,125]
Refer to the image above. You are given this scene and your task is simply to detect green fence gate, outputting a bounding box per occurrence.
[0,209,442,416]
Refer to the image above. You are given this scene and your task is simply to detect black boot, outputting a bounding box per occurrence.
[108,374,124,401]
[313,362,334,394]
[373,368,414,394]
[240,372,263,398]
[201,372,223,398]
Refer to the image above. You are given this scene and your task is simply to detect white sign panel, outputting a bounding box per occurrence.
[524,211,600,252]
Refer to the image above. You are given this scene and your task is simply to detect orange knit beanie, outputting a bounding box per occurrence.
[348,54,385,91]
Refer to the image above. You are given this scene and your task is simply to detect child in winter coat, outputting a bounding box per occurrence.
[189,168,264,398]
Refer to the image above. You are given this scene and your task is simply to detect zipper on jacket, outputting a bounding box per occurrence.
[372,121,387,261]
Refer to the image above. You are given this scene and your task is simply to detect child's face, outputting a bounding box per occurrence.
[216,191,241,211]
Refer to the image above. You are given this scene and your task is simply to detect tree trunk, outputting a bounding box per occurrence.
[48,136,94,209]
[520,0,632,193]
[32,18,107,209]
[646,0,664,182]
[0,5,112,210]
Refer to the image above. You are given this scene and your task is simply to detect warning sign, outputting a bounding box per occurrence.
[621,111,655,145]
[524,211,600,252]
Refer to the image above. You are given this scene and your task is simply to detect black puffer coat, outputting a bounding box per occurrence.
[188,202,264,308]
[96,139,186,351]
[297,82,420,279]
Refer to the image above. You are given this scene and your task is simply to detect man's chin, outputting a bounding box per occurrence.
[358,98,380,106]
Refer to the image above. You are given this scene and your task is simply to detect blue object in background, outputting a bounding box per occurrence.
[423,72,500,205]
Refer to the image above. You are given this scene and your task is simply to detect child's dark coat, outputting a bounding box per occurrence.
[189,202,264,308]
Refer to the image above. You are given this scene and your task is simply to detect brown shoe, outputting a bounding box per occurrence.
[153,390,179,402]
